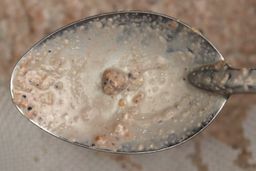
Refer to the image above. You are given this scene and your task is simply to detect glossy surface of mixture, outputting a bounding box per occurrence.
[11,13,226,152]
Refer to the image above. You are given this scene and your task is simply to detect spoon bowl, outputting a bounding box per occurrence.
[10,11,227,154]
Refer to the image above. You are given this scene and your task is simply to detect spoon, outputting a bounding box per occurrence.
[10,11,230,154]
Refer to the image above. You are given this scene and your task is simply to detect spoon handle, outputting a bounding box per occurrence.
[188,61,256,95]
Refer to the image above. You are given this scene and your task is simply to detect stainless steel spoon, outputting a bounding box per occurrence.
[188,61,256,96]
[10,11,232,154]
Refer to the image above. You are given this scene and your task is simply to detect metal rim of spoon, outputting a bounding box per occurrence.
[10,11,235,154]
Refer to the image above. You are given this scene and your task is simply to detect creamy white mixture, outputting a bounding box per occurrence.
[11,17,224,152]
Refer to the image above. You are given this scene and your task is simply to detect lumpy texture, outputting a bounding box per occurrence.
[11,14,225,152]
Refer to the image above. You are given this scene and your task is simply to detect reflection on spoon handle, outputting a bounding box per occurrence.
[188,61,256,95]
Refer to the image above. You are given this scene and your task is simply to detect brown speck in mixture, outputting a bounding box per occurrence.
[168,21,179,30]
[132,92,144,104]
[102,68,128,95]
[118,99,126,107]
[54,81,63,90]
[94,135,117,148]
[22,94,26,98]
[13,92,28,108]
[95,135,106,144]
[114,124,130,137]
[128,73,132,78]
[26,110,37,119]
[127,71,144,90]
